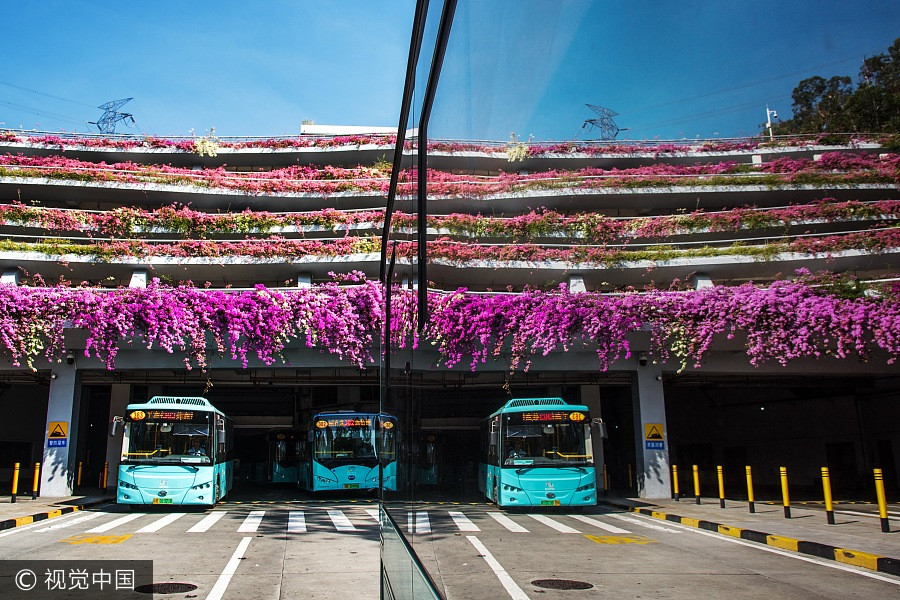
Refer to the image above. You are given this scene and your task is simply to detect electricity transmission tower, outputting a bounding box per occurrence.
[89,98,135,134]
[581,104,627,140]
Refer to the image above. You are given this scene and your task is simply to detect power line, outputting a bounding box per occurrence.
[0,80,95,109]
[0,99,88,127]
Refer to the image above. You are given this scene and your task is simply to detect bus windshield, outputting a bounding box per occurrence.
[502,417,592,467]
[122,414,212,465]
[313,416,378,468]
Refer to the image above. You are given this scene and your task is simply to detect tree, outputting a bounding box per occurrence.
[769,37,900,135]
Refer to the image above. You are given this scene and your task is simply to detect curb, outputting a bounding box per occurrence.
[600,500,900,577]
[0,498,112,532]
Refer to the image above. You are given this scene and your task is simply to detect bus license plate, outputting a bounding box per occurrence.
[152,498,173,504]
[540,500,560,506]
[344,484,360,489]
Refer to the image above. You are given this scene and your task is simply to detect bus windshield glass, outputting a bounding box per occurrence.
[313,416,377,468]
[122,410,212,464]
[502,410,592,466]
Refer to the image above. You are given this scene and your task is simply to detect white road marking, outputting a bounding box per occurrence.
[188,511,227,533]
[568,514,630,534]
[34,512,107,532]
[528,513,580,533]
[606,513,682,533]
[646,514,900,586]
[205,537,252,600]
[488,512,529,533]
[237,511,265,533]
[365,508,380,523]
[86,512,144,533]
[135,512,186,533]
[287,511,307,533]
[449,511,480,531]
[328,509,356,531]
[416,511,431,534]
[835,509,900,521]
[467,536,529,600]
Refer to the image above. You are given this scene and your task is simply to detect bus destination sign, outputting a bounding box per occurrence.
[518,411,587,423]
[129,410,197,421]
[316,418,372,428]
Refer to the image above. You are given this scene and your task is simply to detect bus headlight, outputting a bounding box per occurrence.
[503,484,523,493]
[191,483,211,490]
[575,482,595,492]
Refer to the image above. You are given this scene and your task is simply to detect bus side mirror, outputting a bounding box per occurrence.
[592,419,608,439]
[109,416,123,436]
[489,431,499,446]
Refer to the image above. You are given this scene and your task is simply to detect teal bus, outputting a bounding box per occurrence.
[479,398,597,507]
[117,396,233,506]
[308,412,398,492]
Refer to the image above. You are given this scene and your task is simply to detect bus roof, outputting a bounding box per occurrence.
[487,397,589,418]
[125,396,227,416]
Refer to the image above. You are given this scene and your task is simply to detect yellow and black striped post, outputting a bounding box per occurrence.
[672,464,680,501]
[717,465,725,508]
[10,462,20,503]
[693,464,701,505]
[874,468,890,533]
[746,465,755,513]
[31,462,40,500]
[780,466,791,518]
[101,461,109,490]
[821,467,835,525]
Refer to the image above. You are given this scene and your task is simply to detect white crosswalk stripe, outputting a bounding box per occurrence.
[416,511,431,533]
[365,508,380,523]
[328,509,357,531]
[287,511,307,533]
[448,511,480,532]
[237,511,265,533]
[188,510,227,533]
[568,514,630,534]
[136,512,186,533]
[528,514,580,533]
[86,513,144,533]
[35,512,108,532]
[488,512,529,533]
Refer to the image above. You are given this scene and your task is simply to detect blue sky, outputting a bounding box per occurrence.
[2,1,898,142]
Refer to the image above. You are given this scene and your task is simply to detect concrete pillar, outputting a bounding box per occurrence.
[40,364,83,497]
[580,385,605,493]
[568,275,586,293]
[104,384,131,492]
[129,269,148,288]
[1,268,20,285]
[693,273,714,289]
[297,272,312,288]
[631,361,671,499]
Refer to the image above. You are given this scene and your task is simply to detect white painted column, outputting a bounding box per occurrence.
[631,361,671,499]
[580,385,605,493]
[40,364,83,497]
[104,384,131,491]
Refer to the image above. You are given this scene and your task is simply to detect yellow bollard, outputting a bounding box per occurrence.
[602,464,609,495]
[76,461,83,490]
[821,467,835,525]
[101,461,109,490]
[32,462,40,500]
[717,465,725,508]
[875,469,890,533]
[693,464,701,505]
[780,466,791,518]
[672,464,680,501]
[11,462,20,503]
[746,465,755,513]
[627,464,633,493]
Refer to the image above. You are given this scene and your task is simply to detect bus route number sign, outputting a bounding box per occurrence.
[520,411,586,423]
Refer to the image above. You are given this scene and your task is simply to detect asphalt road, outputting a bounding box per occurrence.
[0,501,897,599]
